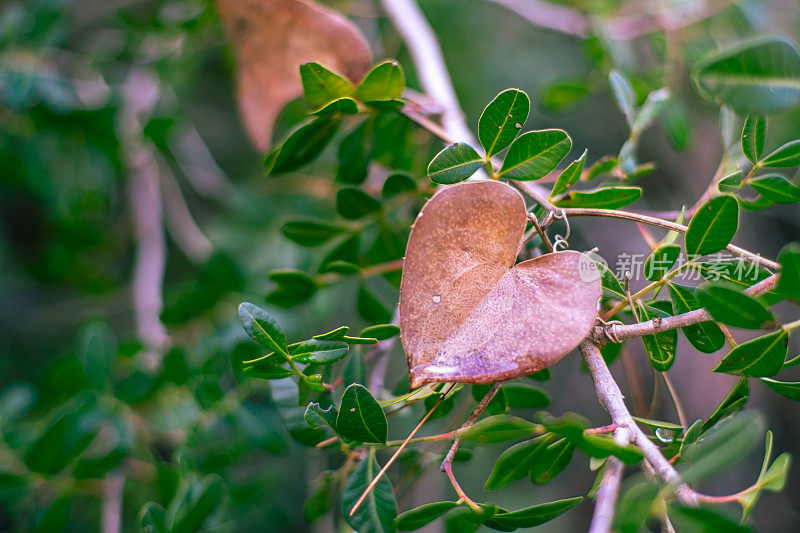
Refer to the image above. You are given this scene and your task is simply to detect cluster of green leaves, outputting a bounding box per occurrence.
[425,86,649,211]
[596,109,800,400]
[262,60,435,319]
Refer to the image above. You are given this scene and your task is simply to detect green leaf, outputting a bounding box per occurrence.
[759,452,791,491]
[357,60,404,103]
[717,170,744,193]
[304,474,333,523]
[336,187,382,220]
[668,505,753,533]
[703,377,749,431]
[337,384,388,443]
[266,270,318,308]
[615,480,662,533]
[637,302,677,371]
[609,70,636,127]
[499,129,571,180]
[300,62,355,108]
[359,324,400,340]
[540,80,588,111]
[503,384,551,410]
[478,89,530,157]
[356,284,392,324]
[663,100,691,151]
[483,497,583,531]
[314,326,349,340]
[760,378,800,400]
[668,283,725,353]
[540,412,644,464]
[77,321,116,390]
[777,242,800,303]
[680,410,765,483]
[238,303,287,354]
[342,335,380,345]
[553,186,641,209]
[695,259,781,304]
[140,502,168,533]
[485,434,556,490]
[472,384,508,415]
[741,115,766,164]
[395,501,459,530]
[291,339,349,364]
[632,88,670,133]
[268,117,340,175]
[714,329,789,377]
[337,121,372,184]
[281,219,349,247]
[585,156,618,180]
[529,438,575,484]
[685,195,739,257]
[691,37,800,114]
[750,174,800,203]
[166,474,225,533]
[696,285,775,329]
[382,173,417,198]
[550,149,587,198]
[761,139,800,167]
[461,415,539,443]
[643,244,681,281]
[739,432,791,518]
[427,143,484,184]
[312,97,358,115]
[633,417,684,432]
[342,449,397,533]
[243,361,295,380]
[305,402,338,431]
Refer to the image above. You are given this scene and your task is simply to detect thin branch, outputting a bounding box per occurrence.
[122,69,170,365]
[589,426,630,533]
[349,395,445,516]
[160,168,213,263]
[563,207,780,270]
[383,0,557,207]
[488,0,736,41]
[101,471,126,533]
[487,0,588,36]
[379,0,477,148]
[599,273,778,342]
[441,383,502,508]
[580,340,698,505]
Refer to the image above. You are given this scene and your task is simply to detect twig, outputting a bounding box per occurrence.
[580,340,697,504]
[379,0,477,149]
[563,207,780,270]
[160,168,212,263]
[487,0,588,36]
[589,426,630,533]
[489,0,736,41]
[349,395,445,516]
[122,69,170,366]
[599,273,779,342]
[101,471,125,533]
[440,383,502,509]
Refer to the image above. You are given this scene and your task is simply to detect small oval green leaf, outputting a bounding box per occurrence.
[427,143,484,184]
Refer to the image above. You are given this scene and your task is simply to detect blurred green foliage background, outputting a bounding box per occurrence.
[1,0,799,531]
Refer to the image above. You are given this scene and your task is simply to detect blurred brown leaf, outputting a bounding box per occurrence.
[216,0,371,150]
[399,181,601,387]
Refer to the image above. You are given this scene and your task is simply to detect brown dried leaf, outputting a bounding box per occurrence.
[399,181,601,388]
[216,0,371,150]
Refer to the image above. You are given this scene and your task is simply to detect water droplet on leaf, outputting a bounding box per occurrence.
[655,427,675,443]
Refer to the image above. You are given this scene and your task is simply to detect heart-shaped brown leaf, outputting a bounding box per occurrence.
[399,181,601,388]
[216,0,371,150]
